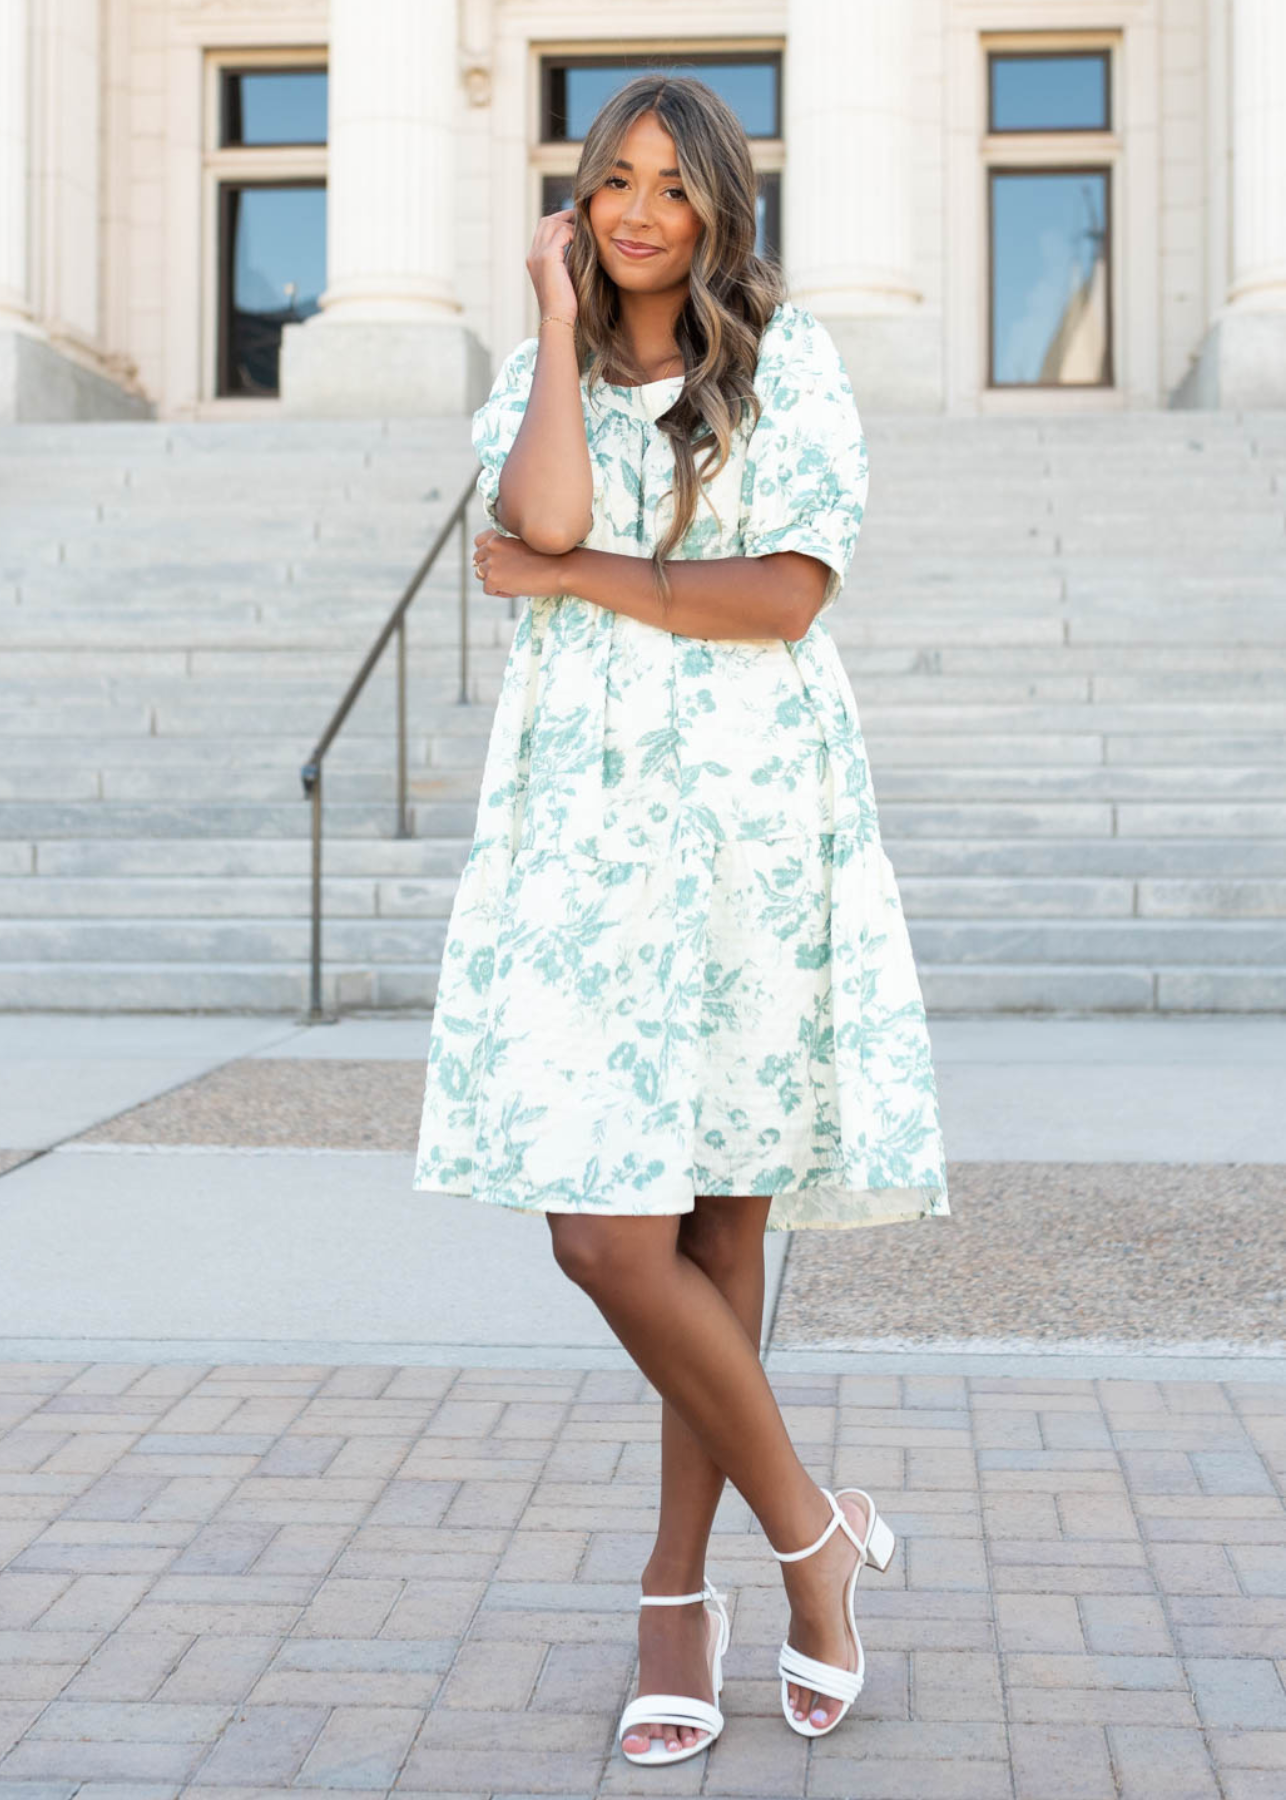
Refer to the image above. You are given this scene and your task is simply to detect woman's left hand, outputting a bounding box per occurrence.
[472,528,571,599]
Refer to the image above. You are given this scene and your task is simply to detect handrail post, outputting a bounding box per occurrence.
[396,613,408,838]
[458,510,468,704]
[299,471,478,1025]
[306,761,325,1021]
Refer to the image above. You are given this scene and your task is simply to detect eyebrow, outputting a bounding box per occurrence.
[614,158,682,178]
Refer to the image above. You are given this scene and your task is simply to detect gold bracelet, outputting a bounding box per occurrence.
[539,313,576,330]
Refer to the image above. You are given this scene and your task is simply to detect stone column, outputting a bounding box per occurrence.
[1181,0,1286,406]
[784,0,939,408]
[1,0,141,420]
[1228,0,1286,309]
[0,0,33,334]
[281,0,487,415]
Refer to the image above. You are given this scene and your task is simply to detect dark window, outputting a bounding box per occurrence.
[540,168,781,267]
[221,68,328,146]
[217,182,326,397]
[988,51,1110,133]
[989,168,1111,387]
[540,53,780,141]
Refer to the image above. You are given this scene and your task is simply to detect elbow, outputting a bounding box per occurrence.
[510,511,594,557]
[783,583,822,641]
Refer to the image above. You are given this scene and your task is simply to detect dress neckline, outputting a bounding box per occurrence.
[598,373,685,393]
[583,367,684,422]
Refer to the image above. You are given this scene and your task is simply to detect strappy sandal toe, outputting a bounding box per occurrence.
[768,1485,896,1737]
[616,1574,731,1765]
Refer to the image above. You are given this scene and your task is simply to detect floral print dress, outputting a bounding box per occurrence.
[412,299,950,1232]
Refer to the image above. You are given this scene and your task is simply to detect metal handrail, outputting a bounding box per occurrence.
[299,469,481,1023]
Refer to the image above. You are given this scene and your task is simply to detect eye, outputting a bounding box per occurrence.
[604,176,628,189]
[664,187,688,202]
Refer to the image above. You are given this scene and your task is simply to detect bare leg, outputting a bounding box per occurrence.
[545,1206,872,1738]
[623,1194,771,1755]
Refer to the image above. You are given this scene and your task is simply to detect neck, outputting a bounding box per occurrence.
[615,283,688,374]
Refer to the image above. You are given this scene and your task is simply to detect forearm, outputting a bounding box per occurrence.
[559,546,819,643]
[495,322,593,552]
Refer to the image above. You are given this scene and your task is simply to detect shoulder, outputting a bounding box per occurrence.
[501,335,540,383]
[752,301,848,407]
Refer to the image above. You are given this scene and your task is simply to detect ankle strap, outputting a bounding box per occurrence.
[769,1487,844,1562]
[638,1588,707,1606]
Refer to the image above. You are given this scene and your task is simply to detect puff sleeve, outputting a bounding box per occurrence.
[470,336,538,534]
[739,307,869,620]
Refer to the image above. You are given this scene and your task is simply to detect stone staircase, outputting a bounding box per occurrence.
[2,410,1284,1014]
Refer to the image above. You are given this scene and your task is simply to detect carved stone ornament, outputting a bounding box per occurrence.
[460,55,491,107]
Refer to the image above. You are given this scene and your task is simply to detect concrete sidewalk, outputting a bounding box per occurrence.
[1,1012,1284,1371]
[0,1011,1283,1794]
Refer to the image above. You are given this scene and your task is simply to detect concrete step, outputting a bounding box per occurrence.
[14,834,1286,880]
[3,956,1284,1015]
[5,872,1283,922]
[28,837,473,877]
[2,407,1283,1014]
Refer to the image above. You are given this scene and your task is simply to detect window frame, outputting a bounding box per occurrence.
[215,177,327,398]
[986,162,1113,390]
[538,48,782,141]
[987,47,1111,136]
[979,30,1121,396]
[201,45,329,405]
[529,39,786,334]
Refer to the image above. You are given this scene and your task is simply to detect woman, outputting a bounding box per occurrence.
[414,74,950,1763]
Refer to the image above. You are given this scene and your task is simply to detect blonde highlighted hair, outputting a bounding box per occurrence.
[562,73,787,607]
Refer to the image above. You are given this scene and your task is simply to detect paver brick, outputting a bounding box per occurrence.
[997,1594,1086,1653]
[296,1704,422,1787]
[1055,1492,1141,1539]
[63,1631,190,1699]
[971,1409,1042,1450]
[294,1577,400,1639]
[1079,1595,1173,1655]
[1190,1450,1277,1495]
[1208,1728,1286,1769]
[186,1702,328,1785]
[1010,1723,1115,1798]
[697,1710,808,1795]
[1230,1545,1286,1593]
[437,1641,546,1710]
[1184,1657,1286,1729]
[910,1651,1004,1720]
[808,1755,1012,1797]
[0,1740,204,1782]
[905,1537,988,1589]
[1006,1686,1200,1726]
[532,1641,634,1713]
[153,1634,280,1703]
[25,1701,230,1741]
[1107,1724,1221,1799]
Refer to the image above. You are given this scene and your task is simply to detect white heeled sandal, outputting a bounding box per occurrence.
[768,1485,896,1738]
[616,1575,731,1765]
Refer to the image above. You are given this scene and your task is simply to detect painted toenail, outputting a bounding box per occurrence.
[811,1705,828,1722]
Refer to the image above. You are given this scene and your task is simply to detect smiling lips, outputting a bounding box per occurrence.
[613,239,664,258]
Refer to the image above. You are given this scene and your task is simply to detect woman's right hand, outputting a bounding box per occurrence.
[527,208,578,322]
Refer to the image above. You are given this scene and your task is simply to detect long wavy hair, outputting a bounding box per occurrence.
[562,74,787,608]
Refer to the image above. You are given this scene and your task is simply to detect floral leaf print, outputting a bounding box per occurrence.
[414,302,949,1232]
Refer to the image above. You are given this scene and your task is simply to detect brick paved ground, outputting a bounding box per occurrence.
[1,1358,1284,1798]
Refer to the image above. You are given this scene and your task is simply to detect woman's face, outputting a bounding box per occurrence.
[587,110,702,295]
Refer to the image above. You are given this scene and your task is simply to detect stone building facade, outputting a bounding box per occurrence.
[1,0,1283,422]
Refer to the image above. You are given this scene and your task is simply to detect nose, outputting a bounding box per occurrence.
[620,196,657,234]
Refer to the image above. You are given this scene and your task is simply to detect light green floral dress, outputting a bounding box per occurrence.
[413,299,950,1231]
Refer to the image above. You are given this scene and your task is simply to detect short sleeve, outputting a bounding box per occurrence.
[740,306,869,621]
[471,336,538,534]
